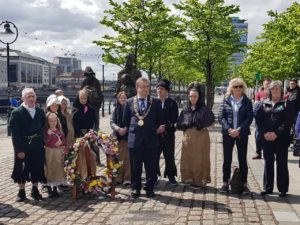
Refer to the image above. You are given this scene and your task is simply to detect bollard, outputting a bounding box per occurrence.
[102,100,105,117]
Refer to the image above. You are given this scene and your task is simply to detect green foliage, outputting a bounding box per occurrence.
[174,0,241,107]
[238,2,300,85]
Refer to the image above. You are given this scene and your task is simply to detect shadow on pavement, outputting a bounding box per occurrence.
[0,203,29,218]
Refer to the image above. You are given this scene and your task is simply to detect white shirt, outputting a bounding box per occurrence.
[22,103,36,119]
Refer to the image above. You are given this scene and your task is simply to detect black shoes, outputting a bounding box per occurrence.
[168,177,178,186]
[279,192,287,197]
[31,187,43,201]
[131,190,141,199]
[219,185,229,193]
[16,189,26,202]
[145,190,156,198]
[260,190,273,196]
[252,154,262,160]
[48,186,59,198]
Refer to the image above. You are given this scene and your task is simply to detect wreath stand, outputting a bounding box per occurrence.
[65,131,121,200]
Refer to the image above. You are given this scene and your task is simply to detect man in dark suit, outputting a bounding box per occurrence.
[123,77,164,198]
[156,79,179,185]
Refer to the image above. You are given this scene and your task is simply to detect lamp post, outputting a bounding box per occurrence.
[0,21,18,136]
[97,54,105,117]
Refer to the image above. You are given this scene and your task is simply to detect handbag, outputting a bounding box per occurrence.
[293,140,300,157]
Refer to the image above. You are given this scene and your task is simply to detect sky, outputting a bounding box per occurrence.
[0,0,297,80]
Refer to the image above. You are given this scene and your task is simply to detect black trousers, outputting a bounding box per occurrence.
[222,134,248,183]
[157,133,177,178]
[255,125,263,156]
[262,140,289,193]
[129,144,158,192]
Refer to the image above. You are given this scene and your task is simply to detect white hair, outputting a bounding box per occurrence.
[22,88,35,98]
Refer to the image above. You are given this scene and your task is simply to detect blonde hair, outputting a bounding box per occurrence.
[44,112,62,133]
[136,77,150,88]
[226,78,247,96]
[79,88,88,98]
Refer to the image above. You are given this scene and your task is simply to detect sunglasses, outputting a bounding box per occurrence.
[233,85,243,89]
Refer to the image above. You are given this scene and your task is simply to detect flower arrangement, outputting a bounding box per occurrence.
[64,130,122,195]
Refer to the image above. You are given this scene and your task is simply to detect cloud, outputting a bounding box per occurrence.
[0,0,297,80]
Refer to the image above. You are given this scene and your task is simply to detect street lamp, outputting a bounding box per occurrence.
[0,21,18,136]
[0,21,18,89]
[97,54,105,117]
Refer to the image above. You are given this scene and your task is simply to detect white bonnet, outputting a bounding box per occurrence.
[57,95,71,107]
[46,94,59,108]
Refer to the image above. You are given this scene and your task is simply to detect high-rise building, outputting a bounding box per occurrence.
[230,17,248,74]
[53,56,82,74]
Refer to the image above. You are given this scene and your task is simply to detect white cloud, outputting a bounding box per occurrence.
[0,0,297,79]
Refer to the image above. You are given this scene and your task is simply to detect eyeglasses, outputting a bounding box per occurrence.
[233,85,243,89]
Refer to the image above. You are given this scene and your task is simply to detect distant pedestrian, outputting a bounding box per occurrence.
[10,88,46,202]
[177,82,215,189]
[255,81,293,197]
[218,78,253,194]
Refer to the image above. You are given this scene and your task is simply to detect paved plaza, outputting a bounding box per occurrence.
[0,100,299,225]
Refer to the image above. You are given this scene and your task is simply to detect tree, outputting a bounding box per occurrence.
[238,2,300,85]
[174,0,241,108]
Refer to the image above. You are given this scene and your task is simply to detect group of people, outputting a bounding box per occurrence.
[219,78,297,197]
[10,68,100,202]
[9,68,297,202]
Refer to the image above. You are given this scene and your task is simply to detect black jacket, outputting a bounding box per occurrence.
[110,104,128,141]
[287,86,300,118]
[160,97,179,135]
[177,104,215,131]
[254,99,293,140]
[73,104,96,138]
[218,95,253,136]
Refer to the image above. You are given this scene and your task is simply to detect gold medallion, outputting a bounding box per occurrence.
[138,119,144,126]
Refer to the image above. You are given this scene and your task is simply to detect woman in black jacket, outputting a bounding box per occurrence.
[218,78,253,194]
[255,81,293,197]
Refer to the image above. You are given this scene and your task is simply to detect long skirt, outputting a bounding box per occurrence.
[45,147,66,185]
[116,140,131,183]
[180,127,211,186]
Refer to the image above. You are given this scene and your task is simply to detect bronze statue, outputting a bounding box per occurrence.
[115,53,142,98]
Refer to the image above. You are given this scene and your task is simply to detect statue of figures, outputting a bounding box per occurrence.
[116,53,142,98]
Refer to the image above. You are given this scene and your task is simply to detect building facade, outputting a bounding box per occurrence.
[0,49,57,89]
[53,57,82,74]
[0,56,7,88]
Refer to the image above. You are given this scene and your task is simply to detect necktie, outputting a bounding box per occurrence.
[139,98,146,114]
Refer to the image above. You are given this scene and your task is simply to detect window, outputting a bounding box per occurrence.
[27,64,32,83]
[21,63,26,83]
[32,64,37,83]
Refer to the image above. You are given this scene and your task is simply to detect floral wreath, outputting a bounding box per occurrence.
[64,130,122,194]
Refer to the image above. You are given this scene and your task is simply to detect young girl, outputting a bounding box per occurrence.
[110,91,130,186]
[44,112,68,198]
[58,96,75,148]
[73,89,96,138]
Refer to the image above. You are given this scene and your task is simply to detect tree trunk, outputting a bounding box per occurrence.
[206,59,215,109]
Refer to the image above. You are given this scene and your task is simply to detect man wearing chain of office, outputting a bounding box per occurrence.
[123,77,164,198]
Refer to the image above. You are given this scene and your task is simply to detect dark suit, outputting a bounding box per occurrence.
[123,96,163,192]
[157,97,178,178]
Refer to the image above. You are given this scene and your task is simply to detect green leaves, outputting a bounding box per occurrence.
[239,2,300,85]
